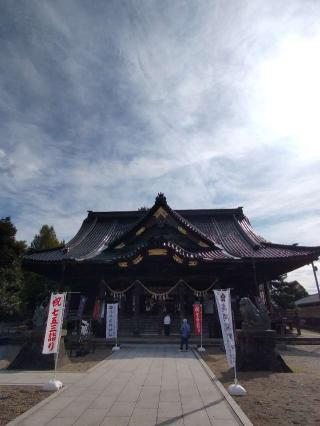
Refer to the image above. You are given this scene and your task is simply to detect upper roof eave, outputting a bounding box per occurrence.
[107,193,224,251]
[87,207,243,220]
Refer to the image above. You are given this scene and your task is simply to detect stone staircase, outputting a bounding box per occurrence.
[118,314,212,337]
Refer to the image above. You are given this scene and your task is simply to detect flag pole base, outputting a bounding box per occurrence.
[43,379,63,391]
[228,383,247,396]
[197,346,206,352]
[112,345,120,351]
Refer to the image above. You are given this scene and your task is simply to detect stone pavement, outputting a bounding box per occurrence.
[0,370,84,386]
[8,345,252,426]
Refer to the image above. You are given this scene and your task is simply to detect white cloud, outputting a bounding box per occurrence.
[0,0,320,293]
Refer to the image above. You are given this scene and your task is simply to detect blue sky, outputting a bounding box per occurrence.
[1,1,320,292]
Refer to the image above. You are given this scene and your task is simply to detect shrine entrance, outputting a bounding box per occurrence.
[102,279,217,337]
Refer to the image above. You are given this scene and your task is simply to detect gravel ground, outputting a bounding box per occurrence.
[202,345,320,426]
[0,386,52,426]
[2,344,319,425]
[58,346,112,372]
[279,344,320,373]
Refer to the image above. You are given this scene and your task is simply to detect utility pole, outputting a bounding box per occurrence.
[311,261,320,301]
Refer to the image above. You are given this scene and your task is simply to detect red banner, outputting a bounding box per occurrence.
[193,304,202,336]
[42,293,66,354]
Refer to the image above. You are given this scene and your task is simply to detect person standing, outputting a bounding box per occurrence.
[164,313,171,336]
[294,309,301,336]
[180,318,190,351]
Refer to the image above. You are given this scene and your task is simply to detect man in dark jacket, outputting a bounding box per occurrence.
[180,318,191,351]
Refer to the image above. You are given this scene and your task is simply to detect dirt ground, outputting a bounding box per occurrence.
[59,346,112,372]
[0,386,52,426]
[202,345,320,426]
[0,346,112,425]
[2,345,320,425]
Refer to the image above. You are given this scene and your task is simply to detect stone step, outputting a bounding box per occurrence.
[93,336,222,345]
[276,337,320,345]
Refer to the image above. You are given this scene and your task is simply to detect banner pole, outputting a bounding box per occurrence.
[234,366,237,385]
[43,292,67,391]
[232,309,238,386]
[197,303,206,352]
[115,324,118,348]
[53,292,66,382]
[214,288,246,396]
[112,303,120,351]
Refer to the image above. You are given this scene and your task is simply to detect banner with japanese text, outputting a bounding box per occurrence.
[42,293,66,355]
[193,304,202,336]
[106,303,118,339]
[214,289,236,368]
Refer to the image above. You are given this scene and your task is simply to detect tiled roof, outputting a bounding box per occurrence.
[296,293,320,306]
[24,193,320,265]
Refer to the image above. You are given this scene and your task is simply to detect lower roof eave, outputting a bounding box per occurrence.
[22,252,319,267]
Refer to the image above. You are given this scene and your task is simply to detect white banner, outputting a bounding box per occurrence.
[106,303,118,339]
[42,293,66,354]
[214,289,236,368]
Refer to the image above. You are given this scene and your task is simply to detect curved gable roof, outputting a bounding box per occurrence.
[24,193,320,265]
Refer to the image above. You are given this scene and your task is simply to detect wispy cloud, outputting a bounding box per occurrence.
[1,0,320,293]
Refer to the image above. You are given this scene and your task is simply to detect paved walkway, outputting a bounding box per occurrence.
[8,346,251,426]
[0,371,84,386]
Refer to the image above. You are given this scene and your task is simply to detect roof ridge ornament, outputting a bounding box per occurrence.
[155,192,167,206]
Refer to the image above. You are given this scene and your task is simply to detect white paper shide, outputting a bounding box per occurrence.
[106,303,118,339]
[214,289,236,368]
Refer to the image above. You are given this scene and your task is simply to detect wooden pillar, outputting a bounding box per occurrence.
[58,262,66,292]
[251,259,260,298]
[133,282,140,335]
[179,281,185,321]
[263,281,272,313]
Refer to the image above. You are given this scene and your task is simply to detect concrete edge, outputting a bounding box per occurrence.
[192,348,253,426]
[85,348,114,374]
[5,351,115,425]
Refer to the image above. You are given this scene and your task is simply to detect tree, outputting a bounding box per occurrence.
[0,217,27,266]
[0,266,23,320]
[270,278,308,310]
[20,271,54,314]
[0,217,27,319]
[30,225,62,250]
[0,218,58,320]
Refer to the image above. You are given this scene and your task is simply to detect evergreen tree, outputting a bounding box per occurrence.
[21,271,53,314]
[0,217,27,319]
[0,217,27,266]
[0,218,57,320]
[270,277,308,310]
[30,225,61,250]
[0,266,23,319]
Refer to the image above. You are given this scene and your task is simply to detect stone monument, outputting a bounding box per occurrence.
[9,305,68,370]
[236,298,290,372]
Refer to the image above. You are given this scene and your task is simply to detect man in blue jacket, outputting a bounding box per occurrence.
[180,318,191,351]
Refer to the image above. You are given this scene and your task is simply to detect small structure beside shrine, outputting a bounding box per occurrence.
[296,293,320,330]
[23,193,320,339]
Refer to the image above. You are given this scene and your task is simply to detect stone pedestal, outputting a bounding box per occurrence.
[236,329,290,372]
[8,330,69,370]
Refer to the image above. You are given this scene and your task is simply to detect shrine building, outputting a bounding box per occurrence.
[23,193,320,337]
